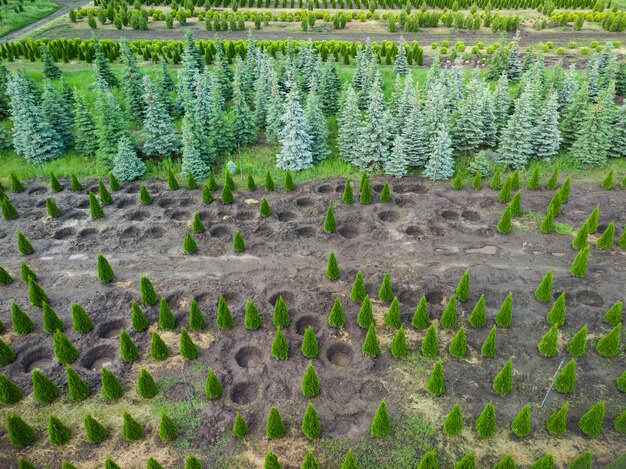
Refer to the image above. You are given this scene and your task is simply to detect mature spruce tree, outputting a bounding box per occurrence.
[498,89,534,168]
[232,71,257,149]
[141,76,179,158]
[92,36,118,88]
[73,90,98,156]
[119,38,144,123]
[571,102,613,167]
[452,74,484,155]
[180,98,210,180]
[94,82,127,169]
[306,85,330,164]
[277,85,313,170]
[265,76,285,145]
[338,86,363,166]
[360,74,391,171]
[320,58,340,115]
[424,123,454,181]
[41,80,73,148]
[533,91,561,159]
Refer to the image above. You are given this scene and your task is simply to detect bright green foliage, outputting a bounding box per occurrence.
[440,294,457,329]
[560,177,571,202]
[619,227,626,249]
[555,359,576,393]
[10,174,25,193]
[530,454,554,469]
[53,329,78,365]
[302,451,320,469]
[205,367,222,399]
[474,402,496,438]
[546,164,559,190]
[244,299,261,330]
[546,402,568,435]
[150,331,169,361]
[109,173,120,191]
[360,175,372,205]
[417,451,438,469]
[105,459,121,469]
[412,296,430,329]
[378,273,394,301]
[340,448,358,469]
[326,251,340,280]
[137,368,158,399]
[448,327,467,358]
[380,182,392,202]
[301,326,318,358]
[70,175,82,192]
[443,403,462,436]
[357,295,374,329]
[614,410,626,435]
[84,414,108,443]
[201,185,214,204]
[511,404,531,437]
[498,176,512,203]
[452,173,463,190]
[390,326,408,357]
[17,231,34,256]
[140,276,158,305]
[468,294,486,328]
[384,297,401,329]
[167,168,179,190]
[46,198,61,218]
[538,325,559,357]
[490,168,501,190]
[618,370,626,393]
[147,458,164,469]
[188,299,206,331]
[567,325,587,356]
[492,359,513,395]
[596,323,621,357]
[62,461,78,469]
[71,303,93,333]
[1,198,18,220]
[456,271,470,303]
[260,198,271,217]
[495,292,513,328]
[192,213,205,233]
[187,173,198,190]
[602,170,614,190]
[180,327,198,360]
[585,205,600,234]
[264,451,281,469]
[122,411,144,441]
[427,360,445,396]
[508,191,522,217]
[496,206,511,234]
[0,266,12,285]
[131,300,149,332]
[0,339,15,366]
[273,295,290,328]
[159,412,179,441]
[233,231,246,252]
[342,179,354,204]
[492,454,516,469]
[301,402,321,439]
[184,232,198,254]
[6,413,35,447]
[351,271,366,303]
[42,303,63,334]
[472,172,482,190]
[66,366,90,401]
[89,192,104,219]
[158,297,176,330]
[226,173,236,191]
[568,452,592,469]
[97,253,115,284]
[50,173,63,192]
[100,367,123,399]
[284,171,295,191]
[32,369,59,404]
[540,208,554,234]
[603,301,622,327]
[481,326,498,359]
[98,181,113,205]
[572,223,589,251]
[328,298,345,329]
[547,292,567,327]
[422,324,439,357]
[323,206,336,233]
[20,262,36,283]
[362,324,380,357]
[302,361,320,397]
[216,294,234,329]
[578,401,604,437]
[535,270,553,303]
[454,452,475,469]
[247,175,256,190]
[221,185,234,204]
[0,373,22,405]
[11,301,33,334]
[264,172,274,191]
[266,406,286,439]
[232,410,248,438]
[271,328,290,360]
[139,185,152,205]
[48,415,71,446]
[370,399,391,437]
[597,221,615,250]
[528,166,540,189]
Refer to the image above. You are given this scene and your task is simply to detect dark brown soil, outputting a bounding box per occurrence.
[0,175,624,468]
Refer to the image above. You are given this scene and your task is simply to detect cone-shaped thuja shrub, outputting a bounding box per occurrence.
[455,271,470,303]
[427,360,445,396]
[246,174,256,191]
[263,171,274,191]
[603,300,622,326]
[137,368,158,399]
[568,452,592,469]
[139,185,152,205]
[472,172,482,190]
[0,373,22,405]
[498,176,512,203]
[89,192,104,219]
[326,251,339,280]
[596,323,621,357]
[328,298,345,329]
[221,185,234,204]
[301,326,318,358]
[53,329,78,365]
[150,331,169,361]
[271,328,289,360]
[449,327,467,358]
[468,294,486,328]
[97,253,115,284]
[10,174,24,193]
[205,367,222,399]
[341,448,358,469]
[497,206,512,234]
[187,172,198,190]
[46,198,61,218]
[619,227,626,249]
[422,324,439,357]
[452,173,462,190]
[617,370,626,393]
[302,361,320,397]
[440,294,457,329]
[528,166,540,190]
[511,404,531,437]
[554,359,576,393]
[98,181,113,205]
[216,294,234,330]
[342,179,354,204]
[101,367,123,399]
[412,296,430,329]
[0,339,15,366]
[202,184,214,204]
[109,173,120,191]
[546,164,559,190]
[351,271,366,303]
[84,414,108,443]
[48,415,71,446]
[118,329,138,363]
[380,182,391,202]
[567,325,587,356]
[244,299,262,330]
[540,207,554,234]
[578,401,604,437]
[69,175,82,192]
[273,295,290,328]
[17,231,34,255]
[12,301,34,334]
[538,324,559,357]
[266,406,286,439]
[360,175,372,204]
[159,412,179,441]
[131,300,149,331]
[474,402,496,438]
[495,292,513,328]
[323,206,336,233]
[362,323,380,357]
[72,303,93,333]
[390,326,408,357]
[0,265,12,284]
[301,402,321,439]
[378,272,394,301]
[443,403,462,436]
[508,191,522,217]
[167,168,179,190]
[122,411,144,441]
[455,452,476,468]
[547,292,567,327]
[183,232,198,254]
[50,173,63,192]
[585,205,600,234]
[32,369,59,404]
[6,413,35,447]
[614,409,626,435]
[546,401,568,435]
[140,276,158,305]
[417,451,438,469]
[147,459,163,469]
[370,399,391,437]
[572,223,589,251]
[384,297,401,329]
[105,458,121,469]
[20,261,36,283]
[233,230,246,252]
[493,454,517,469]
[535,270,553,303]
[597,221,615,250]
[66,365,90,401]
[264,451,280,469]
[232,410,248,438]
[42,302,63,333]
[158,297,176,330]
[188,299,206,331]
[284,171,294,191]
[260,198,271,217]
[178,328,199,360]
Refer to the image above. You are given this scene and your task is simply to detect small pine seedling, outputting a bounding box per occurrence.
[131,300,149,332]
[546,291,566,327]
[417,451,438,469]
[183,232,198,254]
[70,175,83,191]
[328,298,345,329]
[150,331,169,361]
[596,221,614,250]
[456,270,470,302]
[29,277,49,307]
[540,207,554,234]
[187,172,197,190]
[232,411,248,438]
[481,326,497,358]
[452,173,462,190]
[412,295,430,329]
[273,295,290,328]
[390,326,408,357]
[0,339,16,366]
[568,452,593,469]
[455,452,476,468]
[384,296,401,328]
[578,401,605,437]
[158,297,176,330]
[554,359,576,393]
[1,198,18,220]
[264,172,274,191]
[378,272,394,302]
[508,190,522,217]
[440,294,457,329]
[246,174,256,190]
[301,326,318,359]
[32,369,59,404]
[284,171,295,191]
[357,296,374,329]
[302,361,320,397]
[53,329,78,365]
[572,223,589,251]
[567,325,587,357]
[244,299,262,330]
[119,329,138,363]
[342,179,354,204]
[140,276,158,305]
[48,415,71,446]
[603,300,622,327]
[264,452,280,469]
[233,230,246,252]
[496,206,512,234]
[351,271,366,303]
[42,302,63,334]
[66,365,90,401]
[20,261,36,283]
[569,246,590,278]
[204,367,222,399]
[360,175,372,204]
[159,413,179,440]
[380,182,392,201]
[100,367,123,399]
[260,198,271,217]
[17,231,34,255]
[601,169,613,190]
[11,301,34,334]
[595,323,621,357]
[192,212,205,233]
[0,373,23,405]
[97,253,115,284]
[546,401,568,435]
[89,192,104,219]
[137,368,158,399]
[84,414,108,443]
[201,184,214,204]
[448,327,467,358]
[50,173,63,192]
[122,411,144,441]
[421,324,439,357]
[546,164,559,190]
[528,166,540,189]
[490,168,501,190]
[6,413,35,447]
[271,328,289,360]
[109,173,120,191]
[531,455,554,469]
[221,185,234,204]
[584,205,600,234]
[167,168,179,190]
[266,406,286,439]
[498,176,512,203]
[98,181,113,205]
[216,294,234,330]
[537,324,559,357]
[495,292,513,328]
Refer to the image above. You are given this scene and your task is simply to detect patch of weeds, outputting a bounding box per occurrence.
[554,222,573,234]
[148,395,206,450]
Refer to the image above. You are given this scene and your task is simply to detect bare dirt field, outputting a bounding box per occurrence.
[0,174,624,468]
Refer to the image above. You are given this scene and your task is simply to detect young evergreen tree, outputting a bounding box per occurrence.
[422,323,439,357]
[322,206,337,233]
[100,367,123,399]
[384,297,402,329]
[497,90,534,168]
[0,339,15,366]
[360,174,372,204]
[301,402,321,439]
[546,401,568,435]
[301,326,318,359]
[568,452,592,469]
[17,230,34,256]
[301,360,320,397]
[498,176,512,203]
[83,414,108,443]
[96,252,115,284]
[443,403,463,436]
[42,302,63,334]
[11,301,33,335]
[454,452,476,469]
[276,85,313,170]
[481,326,497,358]
[567,325,587,357]
[48,414,71,446]
[264,451,281,469]
[64,365,90,401]
[468,294,486,328]
[159,412,179,441]
[427,359,445,396]
[136,367,158,399]
[538,324,559,357]
[424,123,455,181]
[0,373,23,405]
[284,171,295,191]
[53,329,78,365]
[603,300,622,327]
[448,327,467,358]
[596,221,615,250]
[111,136,146,182]
[98,180,113,205]
[417,451,438,469]
[362,323,380,357]
[496,206,512,234]
[150,331,169,361]
[231,410,249,438]
[578,401,605,437]
[32,368,59,404]
[271,328,290,360]
[370,399,392,437]
[547,292,567,327]
[350,271,366,303]
[412,296,430,329]
[440,294,458,329]
[1,197,18,221]
[572,223,589,251]
[492,359,513,395]
[495,292,513,328]
[553,358,577,393]
[535,270,553,303]
[203,367,222,399]
[378,273,394,302]
[122,411,144,441]
[571,103,612,167]
[140,276,158,305]
[6,413,35,447]
[266,406,286,439]
[326,251,340,280]
[511,405,531,438]
[94,83,127,169]
[474,402,496,438]
[157,297,176,330]
[570,246,590,278]
[596,323,621,357]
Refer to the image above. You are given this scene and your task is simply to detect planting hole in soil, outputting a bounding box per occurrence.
[21,347,54,373]
[295,225,315,238]
[338,225,361,239]
[143,226,165,238]
[209,225,231,238]
[80,345,117,371]
[124,210,150,221]
[96,319,127,339]
[235,346,263,368]
[115,198,133,209]
[462,210,481,221]
[359,380,387,401]
[377,210,401,223]
[465,245,499,255]
[52,227,76,240]
[296,197,315,207]
[295,315,320,335]
[440,210,460,220]
[575,290,604,307]
[426,290,446,306]
[326,343,353,367]
[158,198,174,208]
[277,211,298,222]
[268,290,295,306]
[230,381,259,404]
[405,225,424,238]
[317,184,333,193]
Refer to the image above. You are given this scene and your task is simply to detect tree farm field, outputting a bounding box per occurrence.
[0,172,625,468]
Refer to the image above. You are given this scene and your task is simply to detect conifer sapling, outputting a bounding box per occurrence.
[362,323,380,357]
[101,367,123,399]
[443,403,462,436]
[578,401,604,437]
[159,412,179,440]
[205,367,222,399]
[260,198,271,217]
[48,415,71,446]
[232,410,248,438]
[326,250,340,280]
[535,270,553,303]
[233,230,246,252]
[323,206,336,233]
[84,414,108,443]
[140,276,158,305]
[150,331,169,361]
[412,295,430,329]
[370,399,391,437]
[328,297,345,329]
[351,271,366,303]
[474,402,496,438]
[427,360,445,396]
[131,300,149,331]
[301,402,321,439]
[17,231,34,255]
[546,401,568,435]
[495,292,513,327]
[301,326,318,358]
[32,369,59,404]
[448,326,467,358]
[390,326,408,357]
[139,185,152,205]
[158,297,176,330]
[53,329,78,365]
[538,324,559,357]
[440,294,457,329]
[422,324,439,357]
[595,323,621,357]
[271,328,289,360]
[266,406,286,439]
[122,411,144,441]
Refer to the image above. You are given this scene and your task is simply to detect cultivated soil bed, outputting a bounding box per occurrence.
[0,175,624,468]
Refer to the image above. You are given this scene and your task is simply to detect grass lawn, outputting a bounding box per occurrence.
[0,0,61,36]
